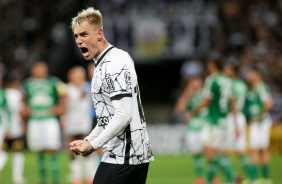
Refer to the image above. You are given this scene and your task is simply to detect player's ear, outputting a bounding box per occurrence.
[97,28,104,41]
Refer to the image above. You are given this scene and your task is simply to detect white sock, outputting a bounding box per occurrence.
[0,151,8,171]
[71,156,82,181]
[12,152,25,183]
[85,153,99,179]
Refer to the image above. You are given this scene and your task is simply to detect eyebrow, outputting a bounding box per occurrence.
[74,31,88,37]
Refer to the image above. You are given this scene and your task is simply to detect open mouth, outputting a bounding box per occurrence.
[80,47,89,57]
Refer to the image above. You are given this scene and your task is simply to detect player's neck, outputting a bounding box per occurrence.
[96,39,109,58]
[210,70,219,75]
[252,79,261,87]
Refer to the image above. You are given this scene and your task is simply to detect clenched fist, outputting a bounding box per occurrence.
[69,140,94,157]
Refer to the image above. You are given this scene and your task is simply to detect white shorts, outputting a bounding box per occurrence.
[27,118,62,152]
[65,116,92,136]
[225,113,247,152]
[201,121,224,150]
[186,130,204,154]
[249,118,272,149]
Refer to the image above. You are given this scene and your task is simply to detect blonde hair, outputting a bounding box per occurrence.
[71,7,103,29]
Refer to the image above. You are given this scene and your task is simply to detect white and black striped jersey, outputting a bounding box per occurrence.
[85,44,154,165]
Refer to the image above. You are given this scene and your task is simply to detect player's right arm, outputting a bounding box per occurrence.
[187,76,212,120]
[174,85,192,114]
[256,83,273,121]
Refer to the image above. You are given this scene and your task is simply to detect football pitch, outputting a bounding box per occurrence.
[1,151,282,184]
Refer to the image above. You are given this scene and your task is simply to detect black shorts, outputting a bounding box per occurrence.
[3,137,25,151]
[93,162,149,184]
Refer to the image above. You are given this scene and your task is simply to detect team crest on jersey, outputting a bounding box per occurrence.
[124,71,131,90]
[93,74,99,90]
[105,74,115,92]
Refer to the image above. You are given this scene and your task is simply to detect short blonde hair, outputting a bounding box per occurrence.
[71,7,103,29]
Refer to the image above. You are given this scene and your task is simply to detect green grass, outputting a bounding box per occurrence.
[0,151,282,184]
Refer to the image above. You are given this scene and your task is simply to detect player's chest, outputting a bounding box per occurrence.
[91,70,103,94]
[28,82,54,95]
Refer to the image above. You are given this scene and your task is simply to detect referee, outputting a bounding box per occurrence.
[69,7,154,184]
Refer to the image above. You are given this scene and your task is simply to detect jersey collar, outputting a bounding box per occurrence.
[93,44,114,67]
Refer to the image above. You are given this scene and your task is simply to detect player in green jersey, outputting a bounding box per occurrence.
[224,63,252,182]
[0,76,25,184]
[245,66,273,184]
[22,62,66,184]
[175,76,207,184]
[188,60,237,184]
[0,74,11,176]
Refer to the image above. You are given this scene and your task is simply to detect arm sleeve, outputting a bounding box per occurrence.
[103,60,133,101]
[202,76,213,99]
[88,97,132,150]
[258,84,272,102]
[85,125,103,142]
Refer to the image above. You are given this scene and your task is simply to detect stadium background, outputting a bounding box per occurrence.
[0,0,282,183]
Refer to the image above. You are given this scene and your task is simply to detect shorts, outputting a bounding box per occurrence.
[249,118,272,149]
[65,117,92,136]
[3,137,25,151]
[93,162,149,184]
[201,122,223,150]
[186,130,204,154]
[224,113,247,152]
[27,118,62,152]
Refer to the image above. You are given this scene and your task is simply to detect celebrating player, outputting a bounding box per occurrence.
[245,66,273,183]
[69,7,154,184]
[22,62,65,184]
[175,76,207,184]
[0,77,25,184]
[224,63,252,182]
[65,66,96,184]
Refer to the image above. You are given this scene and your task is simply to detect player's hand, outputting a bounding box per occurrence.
[69,140,84,155]
[76,140,94,157]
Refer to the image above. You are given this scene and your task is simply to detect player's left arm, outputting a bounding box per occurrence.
[3,93,11,138]
[258,84,273,120]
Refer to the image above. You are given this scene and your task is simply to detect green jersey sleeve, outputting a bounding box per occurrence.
[202,75,215,99]
[257,82,272,103]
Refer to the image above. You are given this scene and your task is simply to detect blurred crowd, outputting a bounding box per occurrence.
[0,0,281,78]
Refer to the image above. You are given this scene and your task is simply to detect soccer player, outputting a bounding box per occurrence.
[65,66,95,184]
[0,77,25,184]
[0,74,11,176]
[175,76,207,184]
[69,7,154,184]
[22,62,65,184]
[224,63,252,181]
[187,59,236,184]
[245,66,273,183]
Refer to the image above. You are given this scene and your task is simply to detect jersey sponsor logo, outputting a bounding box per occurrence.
[97,116,110,127]
[124,71,131,90]
[105,74,115,92]
[93,74,99,90]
